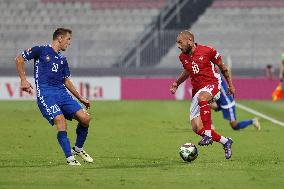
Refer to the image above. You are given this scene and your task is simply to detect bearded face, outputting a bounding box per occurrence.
[176,35,193,54]
[181,42,192,54]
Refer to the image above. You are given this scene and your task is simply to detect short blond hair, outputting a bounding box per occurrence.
[177,30,194,42]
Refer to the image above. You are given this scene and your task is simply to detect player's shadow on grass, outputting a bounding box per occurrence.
[0,159,65,168]
[86,156,188,170]
[0,163,63,168]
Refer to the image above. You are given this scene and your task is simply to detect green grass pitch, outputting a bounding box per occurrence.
[0,100,284,189]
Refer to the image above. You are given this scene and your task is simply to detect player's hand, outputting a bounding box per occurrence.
[80,98,91,109]
[20,79,33,94]
[227,85,236,97]
[170,82,178,94]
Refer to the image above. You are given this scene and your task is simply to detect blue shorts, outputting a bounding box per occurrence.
[221,106,236,122]
[37,88,82,125]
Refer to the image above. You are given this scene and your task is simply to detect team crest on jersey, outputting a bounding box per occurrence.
[46,55,51,62]
[61,60,63,64]
[26,48,32,55]
[184,60,189,65]
[199,56,203,60]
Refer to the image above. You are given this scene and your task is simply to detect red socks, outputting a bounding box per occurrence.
[196,101,221,142]
[197,128,205,136]
[198,101,212,135]
[196,128,221,142]
[211,130,221,142]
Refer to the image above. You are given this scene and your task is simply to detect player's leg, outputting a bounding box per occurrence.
[59,93,93,163]
[190,90,213,145]
[224,107,261,130]
[192,116,228,144]
[197,90,214,145]
[54,114,81,165]
[231,119,260,130]
[191,116,203,135]
[191,116,233,159]
[37,96,80,165]
[72,109,93,162]
[74,109,91,150]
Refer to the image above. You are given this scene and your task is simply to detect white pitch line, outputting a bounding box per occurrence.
[236,103,284,127]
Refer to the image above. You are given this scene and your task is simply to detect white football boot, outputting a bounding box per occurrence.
[66,156,81,166]
[72,147,94,163]
[252,118,261,130]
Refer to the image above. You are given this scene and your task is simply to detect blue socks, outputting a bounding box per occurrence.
[57,131,72,158]
[233,120,253,130]
[75,124,89,148]
[57,124,89,157]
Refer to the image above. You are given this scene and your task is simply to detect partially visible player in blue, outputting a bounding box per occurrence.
[15,28,93,166]
[211,76,261,131]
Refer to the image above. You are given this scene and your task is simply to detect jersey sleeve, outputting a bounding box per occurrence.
[21,46,43,61]
[62,58,71,78]
[209,47,222,65]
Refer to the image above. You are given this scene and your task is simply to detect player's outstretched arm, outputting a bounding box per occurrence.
[15,55,33,94]
[216,60,235,96]
[170,69,189,94]
[64,78,91,109]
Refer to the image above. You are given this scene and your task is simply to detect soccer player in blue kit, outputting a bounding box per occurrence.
[211,76,261,131]
[15,28,93,165]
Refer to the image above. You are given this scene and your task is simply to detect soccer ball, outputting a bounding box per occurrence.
[179,143,198,162]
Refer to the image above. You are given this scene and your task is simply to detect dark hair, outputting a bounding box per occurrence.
[53,28,72,40]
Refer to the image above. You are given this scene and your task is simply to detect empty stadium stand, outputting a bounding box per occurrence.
[0,0,167,69]
[159,0,284,71]
[1,0,283,77]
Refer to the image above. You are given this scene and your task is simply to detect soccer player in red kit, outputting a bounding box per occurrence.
[170,30,236,159]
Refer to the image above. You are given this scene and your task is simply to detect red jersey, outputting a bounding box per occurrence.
[179,44,222,96]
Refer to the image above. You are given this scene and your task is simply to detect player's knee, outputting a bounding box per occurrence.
[198,91,212,102]
[230,121,238,130]
[57,125,67,131]
[54,116,67,131]
[197,95,207,102]
[197,96,204,102]
[54,115,64,122]
[80,114,91,126]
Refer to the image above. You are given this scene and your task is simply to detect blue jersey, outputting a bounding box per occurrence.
[22,45,81,125]
[22,45,71,89]
[216,76,235,109]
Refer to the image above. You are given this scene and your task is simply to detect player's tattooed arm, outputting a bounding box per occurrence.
[216,60,236,96]
[170,69,189,94]
[64,78,90,109]
[176,69,190,86]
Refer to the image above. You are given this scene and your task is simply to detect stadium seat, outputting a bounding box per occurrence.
[0,0,167,68]
[160,1,284,69]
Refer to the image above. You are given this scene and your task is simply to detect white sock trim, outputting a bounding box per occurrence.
[67,156,75,162]
[75,146,83,152]
[204,130,212,137]
[220,136,228,145]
